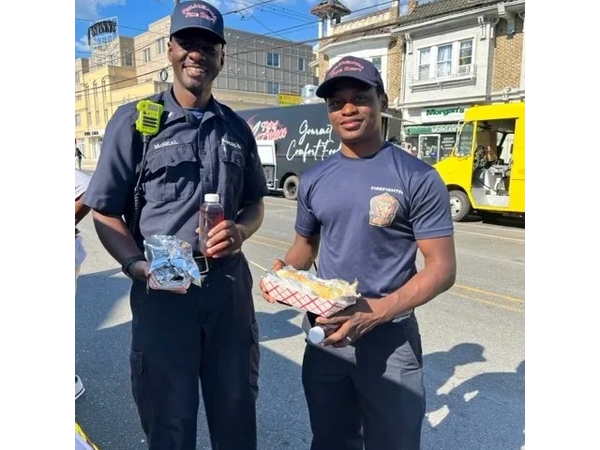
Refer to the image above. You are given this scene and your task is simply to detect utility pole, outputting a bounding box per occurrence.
[174,0,180,5]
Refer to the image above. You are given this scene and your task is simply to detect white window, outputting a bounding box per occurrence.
[267,81,280,94]
[157,38,166,54]
[267,52,280,67]
[436,44,452,77]
[143,48,151,63]
[418,48,431,81]
[75,114,81,126]
[298,57,305,71]
[75,72,80,83]
[124,53,133,66]
[458,40,473,75]
[416,38,474,81]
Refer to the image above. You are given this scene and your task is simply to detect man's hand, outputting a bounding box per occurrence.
[196,220,245,258]
[316,297,387,347]
[259,259,285,303]
[130,260,188,294]
[148,274,189,294]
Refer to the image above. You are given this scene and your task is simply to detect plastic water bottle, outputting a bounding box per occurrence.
[307,324,338,344]
[199,193,224,256]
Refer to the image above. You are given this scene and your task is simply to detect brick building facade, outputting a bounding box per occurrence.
[311,0,525,155]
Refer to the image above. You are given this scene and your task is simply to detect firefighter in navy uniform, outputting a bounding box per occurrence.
[83,2,268,449]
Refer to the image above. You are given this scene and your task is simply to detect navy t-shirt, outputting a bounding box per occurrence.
[295,143,454,299]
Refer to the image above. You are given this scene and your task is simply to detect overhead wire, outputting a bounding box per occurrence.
[75,0,397,57]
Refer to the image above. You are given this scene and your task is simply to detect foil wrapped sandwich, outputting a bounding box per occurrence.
[143,235,201,291]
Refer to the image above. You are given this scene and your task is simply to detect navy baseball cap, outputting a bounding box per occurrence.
[316,56,384,98]
[170,1,226,45]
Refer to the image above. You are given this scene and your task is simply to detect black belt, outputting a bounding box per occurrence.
[193,253,238,274]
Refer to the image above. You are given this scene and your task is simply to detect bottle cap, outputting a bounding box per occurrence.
[307,326,325,344]
[204,193,220,203]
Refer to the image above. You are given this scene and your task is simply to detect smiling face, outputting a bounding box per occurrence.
[325,79,388,147]
[168,29,224,95]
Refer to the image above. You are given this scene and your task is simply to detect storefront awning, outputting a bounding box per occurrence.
[404,124,459,135]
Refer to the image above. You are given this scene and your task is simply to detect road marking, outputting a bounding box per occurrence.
[453,284,525,303]
[249,260,268,271]
[264,201,297,209]
[252,234,293,246]
[247,238,287,251]
[456,250,525,265]
[264,208,297,214]
[449,291,525,313]
[456,222,525,234]
[454,229,525,242]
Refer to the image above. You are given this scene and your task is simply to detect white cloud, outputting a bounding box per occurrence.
[204,0,224,8]
[205,0,266,13]
[75,0,125,54]
[75,0,126,20]
[75,35,91,53]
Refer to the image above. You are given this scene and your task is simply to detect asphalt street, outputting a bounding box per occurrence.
[75,194,525,450]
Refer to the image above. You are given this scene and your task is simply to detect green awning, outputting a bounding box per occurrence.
[404,124,459,135]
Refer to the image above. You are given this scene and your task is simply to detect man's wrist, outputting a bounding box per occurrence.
[235,223,249,242]
[130,260,149,281]
[122,254,146,279]
[369,295,400,324]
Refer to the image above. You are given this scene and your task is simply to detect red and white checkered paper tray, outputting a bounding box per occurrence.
[262,266,360,317]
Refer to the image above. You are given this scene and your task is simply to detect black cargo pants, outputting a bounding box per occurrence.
[302,313,426,450]
[129,253,259,450]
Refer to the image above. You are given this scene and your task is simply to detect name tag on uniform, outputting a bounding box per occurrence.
[221,137,242,157]
[153,139,180,150]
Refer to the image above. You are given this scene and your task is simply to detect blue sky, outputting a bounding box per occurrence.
[75,0,392,58]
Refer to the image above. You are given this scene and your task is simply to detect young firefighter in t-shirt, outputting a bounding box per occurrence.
[260,56,457,450]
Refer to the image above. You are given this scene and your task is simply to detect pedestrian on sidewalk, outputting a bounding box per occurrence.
[75,147,85,170]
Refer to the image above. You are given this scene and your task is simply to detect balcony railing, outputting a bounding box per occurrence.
[409,64,477,86]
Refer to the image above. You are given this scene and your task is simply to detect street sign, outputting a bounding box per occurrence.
[278,93,302,107]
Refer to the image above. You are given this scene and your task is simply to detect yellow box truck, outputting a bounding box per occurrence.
[433,102,525,222]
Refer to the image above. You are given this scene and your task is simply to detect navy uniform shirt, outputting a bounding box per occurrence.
[84,87,268,253]
[295,143,454,299]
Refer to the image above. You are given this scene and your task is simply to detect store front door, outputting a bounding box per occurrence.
[418,134,440,165]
